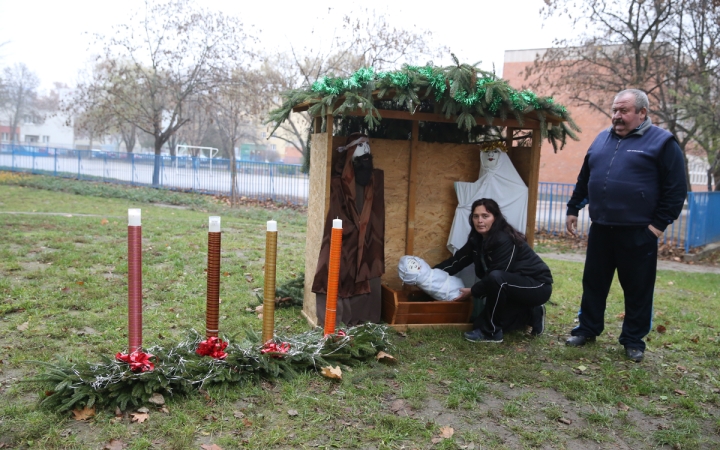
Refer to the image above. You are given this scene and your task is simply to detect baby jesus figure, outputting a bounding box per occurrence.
[397,255,465,301]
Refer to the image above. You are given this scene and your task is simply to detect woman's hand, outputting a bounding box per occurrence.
[452,288,472,302]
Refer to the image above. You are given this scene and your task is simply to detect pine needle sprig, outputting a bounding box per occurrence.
[266,56,580,150]
[28,324,392,412]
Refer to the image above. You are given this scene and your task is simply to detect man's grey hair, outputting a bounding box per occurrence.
[616,89,650,114]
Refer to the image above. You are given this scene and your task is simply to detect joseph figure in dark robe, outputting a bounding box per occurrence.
[312,133,385,326]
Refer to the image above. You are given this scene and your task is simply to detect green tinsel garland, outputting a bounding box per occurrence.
[30,324,392,412]
[268,58,581,151]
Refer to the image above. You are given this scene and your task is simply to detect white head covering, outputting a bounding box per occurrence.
[398,255,465,301]
[447,150,528,254]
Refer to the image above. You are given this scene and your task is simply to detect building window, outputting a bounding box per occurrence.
[1,133,8,142]
[42,135,50,143]
[261,132,267,138]
[271,144,276,151]
[25,135,39,143]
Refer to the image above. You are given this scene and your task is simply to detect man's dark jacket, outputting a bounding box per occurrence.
[567,119,687,231]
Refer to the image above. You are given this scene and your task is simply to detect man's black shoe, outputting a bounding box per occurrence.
[625,347,644,362]
[529,305,546,336]
[565,335,596,347]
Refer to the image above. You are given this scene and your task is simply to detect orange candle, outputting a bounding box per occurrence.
[323,219,343,335]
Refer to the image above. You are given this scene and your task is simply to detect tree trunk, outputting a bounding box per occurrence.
[153,138,163,187]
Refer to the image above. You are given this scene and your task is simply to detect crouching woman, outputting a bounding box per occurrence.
[435,198,553,343]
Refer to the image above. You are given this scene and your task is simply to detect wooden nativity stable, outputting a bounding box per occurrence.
[268,64,576,330]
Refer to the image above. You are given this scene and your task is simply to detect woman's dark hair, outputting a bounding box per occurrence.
[468,198,526,247]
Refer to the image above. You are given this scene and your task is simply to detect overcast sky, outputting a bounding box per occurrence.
[0,0,574,92]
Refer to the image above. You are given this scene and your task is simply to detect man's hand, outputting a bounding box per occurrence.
[452,288,472,302]
[566,215,578,236]
[648,224,663,238]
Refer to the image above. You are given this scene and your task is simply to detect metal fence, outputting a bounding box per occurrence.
[0,144,309,204]
[2,145,718,250]
[537,182,720,250]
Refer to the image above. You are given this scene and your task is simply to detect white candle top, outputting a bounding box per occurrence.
[333,218,342,229]
[209,216,221,232]
[267,220,277,232]
[128,209,141,226]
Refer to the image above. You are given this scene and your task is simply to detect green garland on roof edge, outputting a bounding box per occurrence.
[29,324,391,413]
[268,56,581,151]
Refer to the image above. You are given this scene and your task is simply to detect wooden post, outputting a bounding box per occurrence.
[314,116,322,134]
[505,127,516,151]
[525,128,542,247]
[405,120,419,255]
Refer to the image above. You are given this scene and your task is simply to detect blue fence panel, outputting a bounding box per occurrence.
[685,192,720,252]
[537,182,692,249]
[0,144,310,205]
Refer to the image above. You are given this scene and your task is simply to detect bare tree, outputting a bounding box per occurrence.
[206,69,259,205]
[72,0,251,186]
[261,8,448,167]
[1,63,40,144]
[528,0,720,190]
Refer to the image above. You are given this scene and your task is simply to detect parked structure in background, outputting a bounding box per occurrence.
[502,49,714,191]
[0,81,75,150]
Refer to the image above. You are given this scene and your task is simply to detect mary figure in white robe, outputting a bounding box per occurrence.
[447,144,529,285]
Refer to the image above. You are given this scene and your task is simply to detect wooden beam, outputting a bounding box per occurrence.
[525,129,543,248]
[324,114,333,218]
[340,108,542,129]
[405,121,420,255]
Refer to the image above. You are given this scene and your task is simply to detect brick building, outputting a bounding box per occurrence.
[503,48,711,190]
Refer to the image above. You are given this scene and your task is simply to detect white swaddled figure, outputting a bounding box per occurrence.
[398,255,465,301]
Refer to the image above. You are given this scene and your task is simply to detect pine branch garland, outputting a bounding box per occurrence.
[266,58,581,150]
[28,324,391,412]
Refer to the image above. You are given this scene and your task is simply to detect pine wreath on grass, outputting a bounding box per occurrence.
[267,56,580,151]
[30,324,391,412]
[253,273,305,308]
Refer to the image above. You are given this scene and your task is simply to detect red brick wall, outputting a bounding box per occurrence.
[503,54,705,191]
[502,60,609,184]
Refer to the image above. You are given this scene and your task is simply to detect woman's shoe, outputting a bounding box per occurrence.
[464,329,503,343]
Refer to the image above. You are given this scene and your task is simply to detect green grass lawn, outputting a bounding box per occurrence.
[1,174,719,449]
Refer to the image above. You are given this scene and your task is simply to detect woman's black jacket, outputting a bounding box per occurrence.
[434,231,553,298]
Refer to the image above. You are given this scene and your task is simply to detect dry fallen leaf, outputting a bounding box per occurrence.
[233,410,245,419]
[255,305,264,313]
[321,366,342,380]
[76,281,84,286]
[376,351,397,364]
[616,312,626,319]
[242,417,253,427]
[657,325,667,334]
[200,445,223,450]
[617,402,630,411]
[287,409,298,416]
[558,417,572,425]
[245,274,254,283]
[100,218,109,225]
[390,399,406,413]
[130,412,149,423]
[72,406,96,421]
[103,439,126,450]
[17,321,29,331]
[674,389,687,396]
[439,426,454,439]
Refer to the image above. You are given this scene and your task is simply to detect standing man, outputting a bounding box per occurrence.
[565,89,687,362]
